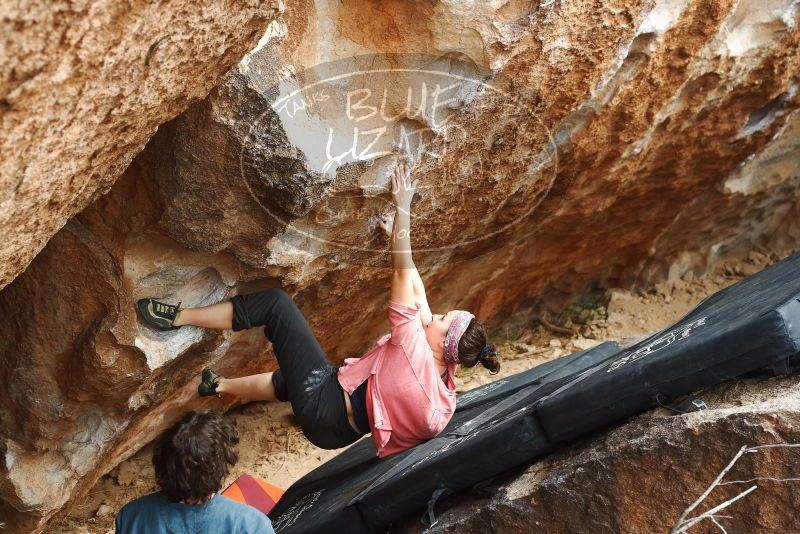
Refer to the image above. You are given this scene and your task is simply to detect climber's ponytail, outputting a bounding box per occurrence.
[457,318,501,374]
[478,344,500,374]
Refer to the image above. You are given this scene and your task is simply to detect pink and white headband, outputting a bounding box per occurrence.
[443,311,475,365]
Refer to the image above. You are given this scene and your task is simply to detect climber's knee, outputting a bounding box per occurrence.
[272,370,289,402]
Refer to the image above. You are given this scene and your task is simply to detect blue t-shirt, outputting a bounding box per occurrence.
[115,491,274,534]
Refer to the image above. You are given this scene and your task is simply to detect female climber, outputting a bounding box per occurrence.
[136,161,500,457]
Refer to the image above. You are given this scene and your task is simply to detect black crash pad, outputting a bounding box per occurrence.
[537,251,800,443]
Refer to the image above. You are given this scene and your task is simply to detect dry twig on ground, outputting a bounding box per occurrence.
[671,443,800,533]
[537,314,575,335]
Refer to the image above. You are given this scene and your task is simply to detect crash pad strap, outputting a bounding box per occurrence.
[422,488,448,529]
[654,393,709,415]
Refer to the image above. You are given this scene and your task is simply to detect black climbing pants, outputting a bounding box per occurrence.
[230,288,364,449]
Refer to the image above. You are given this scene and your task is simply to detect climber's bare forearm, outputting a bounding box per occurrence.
[388,161,419,307]
[381,210,427,303]
[390,204,416,306]
[391,204,414,270]
[394,213,430,310]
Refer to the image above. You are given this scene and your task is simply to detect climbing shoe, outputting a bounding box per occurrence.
[137,298,182,331]
[198,368,222,397]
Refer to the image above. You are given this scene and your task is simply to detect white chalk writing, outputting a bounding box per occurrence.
[273,489,324,532]
[606,317,708,372]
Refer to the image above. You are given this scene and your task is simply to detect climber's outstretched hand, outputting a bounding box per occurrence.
[390,161,418,211]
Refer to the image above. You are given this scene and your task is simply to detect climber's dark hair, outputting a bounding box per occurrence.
[152,410,239,503]
[458,318,500,374]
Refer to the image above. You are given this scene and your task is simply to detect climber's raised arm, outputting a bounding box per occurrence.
[388,162,419,308]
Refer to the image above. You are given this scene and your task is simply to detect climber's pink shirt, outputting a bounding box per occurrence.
[337,300,458,458]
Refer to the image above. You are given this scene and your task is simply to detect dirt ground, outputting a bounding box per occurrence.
[49,248,793,533]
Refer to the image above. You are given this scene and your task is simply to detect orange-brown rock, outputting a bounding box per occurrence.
[0,1,285,530]
[1,0,799,531]
[0,154,279,532]
[0,0,284,292]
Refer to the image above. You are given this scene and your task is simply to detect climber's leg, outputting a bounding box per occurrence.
[225,288,362,449]
[173,301,233,329]
[216,372,278,402]
[196,288,323,405]
[228,289,331,386]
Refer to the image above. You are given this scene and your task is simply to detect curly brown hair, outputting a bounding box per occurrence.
[458,318,501,374]
[152,410,239,503]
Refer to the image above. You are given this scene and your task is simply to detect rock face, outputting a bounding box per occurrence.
[391,375,800,533]
[0,1,285,531]
[1,0,799,531]
[0,149,283,532]
[0,0,284,291]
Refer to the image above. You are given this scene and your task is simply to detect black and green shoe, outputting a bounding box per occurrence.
[137,298,182,331]
[198,368,222,397]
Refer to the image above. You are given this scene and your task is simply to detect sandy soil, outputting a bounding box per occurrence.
[49,248,793,533]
